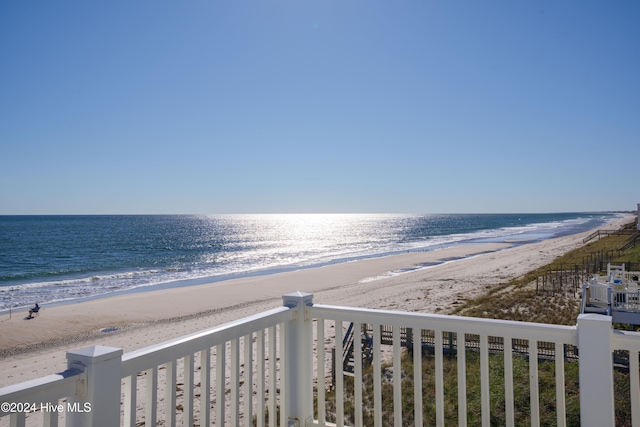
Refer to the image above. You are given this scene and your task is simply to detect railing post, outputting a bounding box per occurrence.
[580,282,589,314]
[65,345,123,427]
[282,292,314,427]
[577,314,615,427]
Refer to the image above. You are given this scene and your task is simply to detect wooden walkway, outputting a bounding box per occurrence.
[374,325,576,360]
[582,228,637,244]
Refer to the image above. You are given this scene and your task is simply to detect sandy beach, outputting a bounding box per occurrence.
[0,215,633,388]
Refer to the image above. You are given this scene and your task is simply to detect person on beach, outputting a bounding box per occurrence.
[28,303,40,318]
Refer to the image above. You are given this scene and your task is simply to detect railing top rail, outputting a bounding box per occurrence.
[0,369,85,406]
[122,306,294,377]
[613,329,640,351]
[309,304,576,344]
[588,282,611,292]
[583,230,601,243]
[583,228,637,243]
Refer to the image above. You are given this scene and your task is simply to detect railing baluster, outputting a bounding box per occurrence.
[317,318,326,426]
[413,328,423,427]
[244,332,253,427]
[435,330,444,426]
[216,343,226,426]
[393,325,401,427]
[480,334,490,427]
[279,322,286,427]
[268,325,277,427]
[631,349,640,426]
[555,342,566,427]
[256,329,266,427]
[145,366,158,427]
[373,323,382,427]
[183,353,194,427]
[457,331,467,427]
[231,338,240,427]
[43,404,58,427]
[9,412,25,427]
[123,374,137,427]
[335,320,344,427]
[165,360,176,427]
[200,349,211,427]
[529,340,540,427]
[354,322,363,427]
[504,336,515,427]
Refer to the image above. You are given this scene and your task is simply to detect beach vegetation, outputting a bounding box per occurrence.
[318,224,640,426]
[452,219,640,326]
[322,350,590,426]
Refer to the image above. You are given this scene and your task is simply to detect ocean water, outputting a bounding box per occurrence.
[0,213,616,310]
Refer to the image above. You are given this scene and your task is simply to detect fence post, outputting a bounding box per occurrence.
[577,314,615,427]
[282,292,314,427]
[65,345,123,427]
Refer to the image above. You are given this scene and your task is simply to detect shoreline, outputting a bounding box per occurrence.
[0,241,511,314]
[0,215,634,387]
[0,242,511,354]
[1,212,621,313]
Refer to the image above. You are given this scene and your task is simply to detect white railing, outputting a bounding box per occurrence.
[1,292,638,427]
[0,368,87,427]
[584,281,640,313]
[587,282,611,305]
[120,304,295,427]
[1,304,296,427]
[310,304,578,427]
[612,290,640,312]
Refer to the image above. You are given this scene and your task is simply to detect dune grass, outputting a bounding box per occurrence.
[452,219,639,325]
[322,220,640,426]
[324,352,583,426]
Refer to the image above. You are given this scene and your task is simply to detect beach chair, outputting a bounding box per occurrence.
[28,304,40,318]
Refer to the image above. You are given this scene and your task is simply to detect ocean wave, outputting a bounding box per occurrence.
[0,213,616,311]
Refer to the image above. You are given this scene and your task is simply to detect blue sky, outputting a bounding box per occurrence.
[1,1,638,214]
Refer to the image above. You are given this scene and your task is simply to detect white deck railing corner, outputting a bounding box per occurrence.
[576,313,615,426]
[65,345,123,426]
[2,292,638,426]
[282,291,315,427]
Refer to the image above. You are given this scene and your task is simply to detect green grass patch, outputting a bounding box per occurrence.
[323,351,585,426]
[452,220,640,326]
[317,222,640,426]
